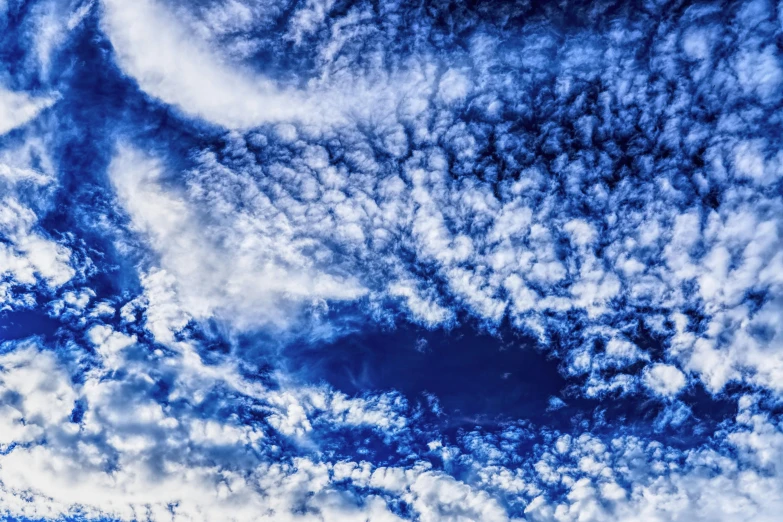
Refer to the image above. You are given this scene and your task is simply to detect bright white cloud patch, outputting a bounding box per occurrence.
[100,0,315,128]
[99,0,440,131]
[0,87,54,136]
[643,363,687,397]
[109,144,366,330]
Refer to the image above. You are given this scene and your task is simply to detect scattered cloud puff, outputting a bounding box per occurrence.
[643,363,687,398]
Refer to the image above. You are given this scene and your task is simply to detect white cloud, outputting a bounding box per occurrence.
[0,87,55,136]
[27,0,93,78]
[733,140,768,182]
[99,0,448,134]
[735,45,783,101]
[89,301,116,318]
[643,363,687,397]
[100,0,317,129]
[0,171,74,299]
[286,0,336,44]
[0,135,76,307]
[388,280,454,327]
[0,341,77,448]
[437,69,472,105]
[682,28,712,60]
[50,288,93,316]
[109,144,366,331]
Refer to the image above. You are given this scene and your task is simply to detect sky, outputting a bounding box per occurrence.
[0,0,782,520]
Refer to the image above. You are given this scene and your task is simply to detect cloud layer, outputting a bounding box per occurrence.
[0,0,781,520]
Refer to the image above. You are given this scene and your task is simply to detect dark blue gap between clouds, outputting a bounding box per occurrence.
[0,305,740,449]
[281,315,738,442]
[0,309,60,342]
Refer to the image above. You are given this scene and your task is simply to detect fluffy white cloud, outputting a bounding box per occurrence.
[0,341,77,448]
[643,363,687,397]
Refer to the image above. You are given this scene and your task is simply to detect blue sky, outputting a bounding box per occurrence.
[1,0,783,520]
